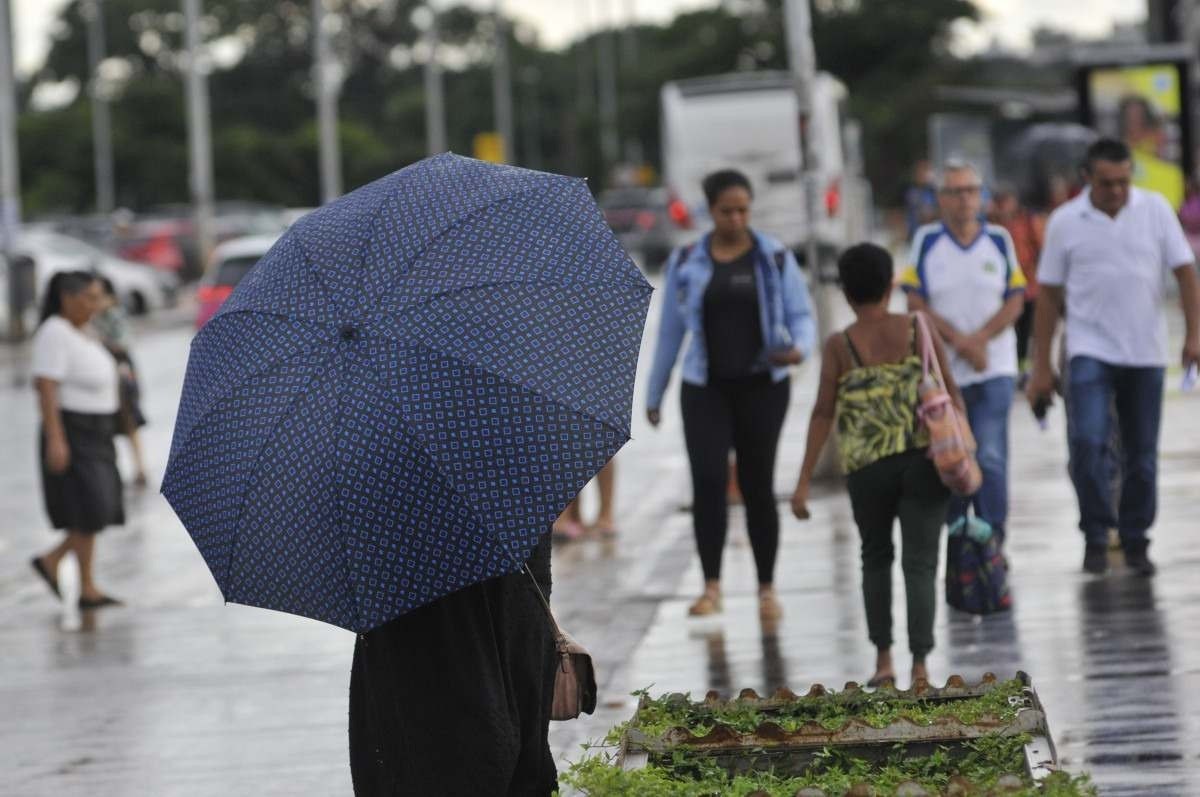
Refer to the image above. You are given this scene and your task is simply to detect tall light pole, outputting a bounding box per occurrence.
[313,0,343,202]
[595,0,619,172]
[519,66,541,169]
[0,0,21,339]
[84,0,115,214]
[785,0,838,478]
[491,0,514,163]
[182,0,215,266]
[417,5,446,156]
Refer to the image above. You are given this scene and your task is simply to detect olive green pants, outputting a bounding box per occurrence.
[846,449,949,659]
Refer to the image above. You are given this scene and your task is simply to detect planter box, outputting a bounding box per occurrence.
[616,671,1060,788]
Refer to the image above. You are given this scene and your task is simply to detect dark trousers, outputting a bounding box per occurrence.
[1067,356,1164,547]
[680,375,790,584]
[846,450,949,659]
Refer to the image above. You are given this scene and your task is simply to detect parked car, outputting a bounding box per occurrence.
[598,187,689,271]
[196,234,280,328]
[16,230,179,316]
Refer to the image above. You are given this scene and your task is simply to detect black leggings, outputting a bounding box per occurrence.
[681,375,790,584]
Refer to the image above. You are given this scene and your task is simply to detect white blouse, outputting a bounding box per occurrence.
[30,316,119,414]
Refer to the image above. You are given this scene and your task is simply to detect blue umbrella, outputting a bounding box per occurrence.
[163,154,652,632]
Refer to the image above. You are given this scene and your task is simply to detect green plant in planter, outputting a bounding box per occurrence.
[561,733,1097,796]
[623,679,1029,741]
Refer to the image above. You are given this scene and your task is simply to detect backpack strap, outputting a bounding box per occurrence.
[773,249,786,274]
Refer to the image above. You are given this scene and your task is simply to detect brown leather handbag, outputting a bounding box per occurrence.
[524,565,597,721]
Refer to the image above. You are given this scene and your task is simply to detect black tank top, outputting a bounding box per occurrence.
[703,246,764,380]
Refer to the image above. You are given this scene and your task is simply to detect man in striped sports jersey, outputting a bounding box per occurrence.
[900,160,1026,549]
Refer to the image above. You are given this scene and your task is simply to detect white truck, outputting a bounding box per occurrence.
[660,70,861,262]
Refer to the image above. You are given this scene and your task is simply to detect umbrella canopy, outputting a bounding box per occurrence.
[163,154,652,632]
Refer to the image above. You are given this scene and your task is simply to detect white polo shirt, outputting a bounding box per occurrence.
[1038,187,1194,368]
[900,222,1026,388]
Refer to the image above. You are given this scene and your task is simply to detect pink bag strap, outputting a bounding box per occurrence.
[914,311,944,387]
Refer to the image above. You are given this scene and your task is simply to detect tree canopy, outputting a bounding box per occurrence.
[18,0,981,216]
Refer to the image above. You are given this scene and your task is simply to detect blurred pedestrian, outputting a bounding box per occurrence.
[988,185,1043,369]
[903,160,939,241]
[791,243,962,687]
[646,169,816,620]
[1028,138,1200,576]
[92,277,149,488]
[28,271,124,610]
[901,160,1026,547]
[552,459,617,540]
[349,536,558,795]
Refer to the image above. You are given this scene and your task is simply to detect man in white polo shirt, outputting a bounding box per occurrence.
[901,160,1027,547]
[1028,138,1200,576]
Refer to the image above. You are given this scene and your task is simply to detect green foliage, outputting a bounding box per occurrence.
[627,678,1029,739]
[561,734,1098,796]
[17,0,1000,215]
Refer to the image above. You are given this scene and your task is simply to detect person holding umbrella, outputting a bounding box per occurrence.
[645,169,816,620]
[29,271,124,610]
[162,155,651,795]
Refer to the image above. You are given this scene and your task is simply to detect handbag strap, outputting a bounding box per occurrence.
[523,564,565,642]
[914,311,944,387]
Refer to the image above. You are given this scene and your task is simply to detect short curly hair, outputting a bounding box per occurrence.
[837,242,893,305]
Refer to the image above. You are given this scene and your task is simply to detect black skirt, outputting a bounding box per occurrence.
[40,411,125,534]
[349,536,558,796]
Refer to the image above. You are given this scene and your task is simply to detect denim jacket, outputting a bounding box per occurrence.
[645,230,817,410]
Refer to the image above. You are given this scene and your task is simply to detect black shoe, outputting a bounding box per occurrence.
[1082,544,1109,575]
[78,594,123,610]
[1124,542,1157,577]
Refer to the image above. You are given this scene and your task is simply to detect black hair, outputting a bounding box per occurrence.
[1084,137,1132,171]
[837,242,894,305]
[39,270,99,325]
[98,275,117,298]
[702,169,753,206]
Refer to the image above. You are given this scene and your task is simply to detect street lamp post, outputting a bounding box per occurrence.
[182,0,216,270]
[0,0,20,339]
[784,0,839,478]
[492,1,514,164]
[595,0,619,173]
[417,5,447,156]
[313,0,343,202]
[85,0,115,215]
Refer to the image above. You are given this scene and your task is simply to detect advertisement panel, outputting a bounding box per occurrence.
[1083,62,1188,208]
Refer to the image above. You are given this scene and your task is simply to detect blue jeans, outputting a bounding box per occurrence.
[948,376,1014,542]
[1067,356,1164,547]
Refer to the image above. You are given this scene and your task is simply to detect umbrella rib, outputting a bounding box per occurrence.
[369,275,652,312]
[375,328,633,439]
[350,362,528,582]
[170,318,332,467]
[364,179,649,315]
[221,346,338,600]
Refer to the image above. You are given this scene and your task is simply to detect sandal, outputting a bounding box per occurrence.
[78,594,123,610]
[591,520,619,539]
[866,672,896,688]
[758,590,783,621]
[688,591,722,616]
[31,557,61,600]
[551,519,586,542]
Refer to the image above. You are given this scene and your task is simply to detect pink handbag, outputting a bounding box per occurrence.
[914,313,982,497]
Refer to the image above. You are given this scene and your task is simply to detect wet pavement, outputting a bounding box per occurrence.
[2,293,1199,795]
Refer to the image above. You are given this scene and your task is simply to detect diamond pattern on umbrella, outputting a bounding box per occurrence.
[163,153,652,632]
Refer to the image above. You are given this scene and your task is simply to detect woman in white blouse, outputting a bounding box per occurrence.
[29,271,124,610]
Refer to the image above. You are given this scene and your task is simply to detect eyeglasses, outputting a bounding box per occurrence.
[939,186,981,197]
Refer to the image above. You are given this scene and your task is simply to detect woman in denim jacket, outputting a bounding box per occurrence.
[646,169,816,620]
